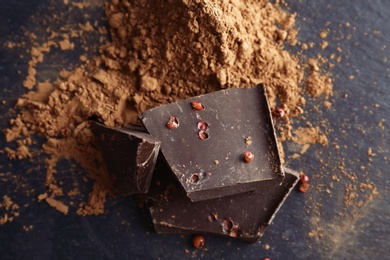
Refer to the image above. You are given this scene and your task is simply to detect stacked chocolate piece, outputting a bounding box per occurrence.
[92,84,299,243]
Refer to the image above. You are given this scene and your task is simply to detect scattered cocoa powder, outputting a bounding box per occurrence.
[292,126,329,155]
[3,0,336,218]
[23,225,34,232]
[0,195,20,225]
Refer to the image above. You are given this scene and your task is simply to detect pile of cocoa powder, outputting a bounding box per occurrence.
[2,0,332,217]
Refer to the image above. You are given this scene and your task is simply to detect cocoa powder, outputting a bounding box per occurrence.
[3,0,333,216]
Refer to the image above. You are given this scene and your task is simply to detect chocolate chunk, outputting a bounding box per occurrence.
[140,84,283,201]
[92,122,161,196]
[147,159,299,243]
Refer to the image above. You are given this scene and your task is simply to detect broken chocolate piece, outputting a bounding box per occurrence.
[140,84,283,201]
[147,160,299,243]
[92,122,161,196]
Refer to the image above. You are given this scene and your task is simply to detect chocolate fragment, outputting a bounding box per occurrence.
[147,160,299,243]
[92,122,161,196]
[140,84,283,201]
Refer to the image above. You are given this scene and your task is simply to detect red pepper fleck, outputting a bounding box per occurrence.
[191,101,205,110]
[273,107,285,118]
[299,172,310,184]
[166,116,179,129]
[190,174,200,183]
[192,235,205,249]
[197,121,209,131]
[299,183,311,193]
[243,151,254,163]
[198,130,209,140]
[222,219,234,232]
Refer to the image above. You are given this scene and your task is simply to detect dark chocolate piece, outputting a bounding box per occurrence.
[140,84,283,201]
[147,160,299,243]
[92,122,161,196]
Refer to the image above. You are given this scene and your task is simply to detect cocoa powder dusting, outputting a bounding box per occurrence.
[0,195,20,225]
[3,1,334,216]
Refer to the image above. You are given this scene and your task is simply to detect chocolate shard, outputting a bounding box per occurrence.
[147,159,299,243]
[139,84,283,202]
[92,121,161,196]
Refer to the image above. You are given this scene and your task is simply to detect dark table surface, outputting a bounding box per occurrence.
[0,0,389,259]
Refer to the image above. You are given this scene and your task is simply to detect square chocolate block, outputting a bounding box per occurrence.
[92,122,161,196]
[146,159,299,243]
[140,84,283,201]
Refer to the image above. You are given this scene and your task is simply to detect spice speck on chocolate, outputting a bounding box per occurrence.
[243,151,254,163]
[166,116,179,129]
[198,130,209,140]
[191,101,205,111]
